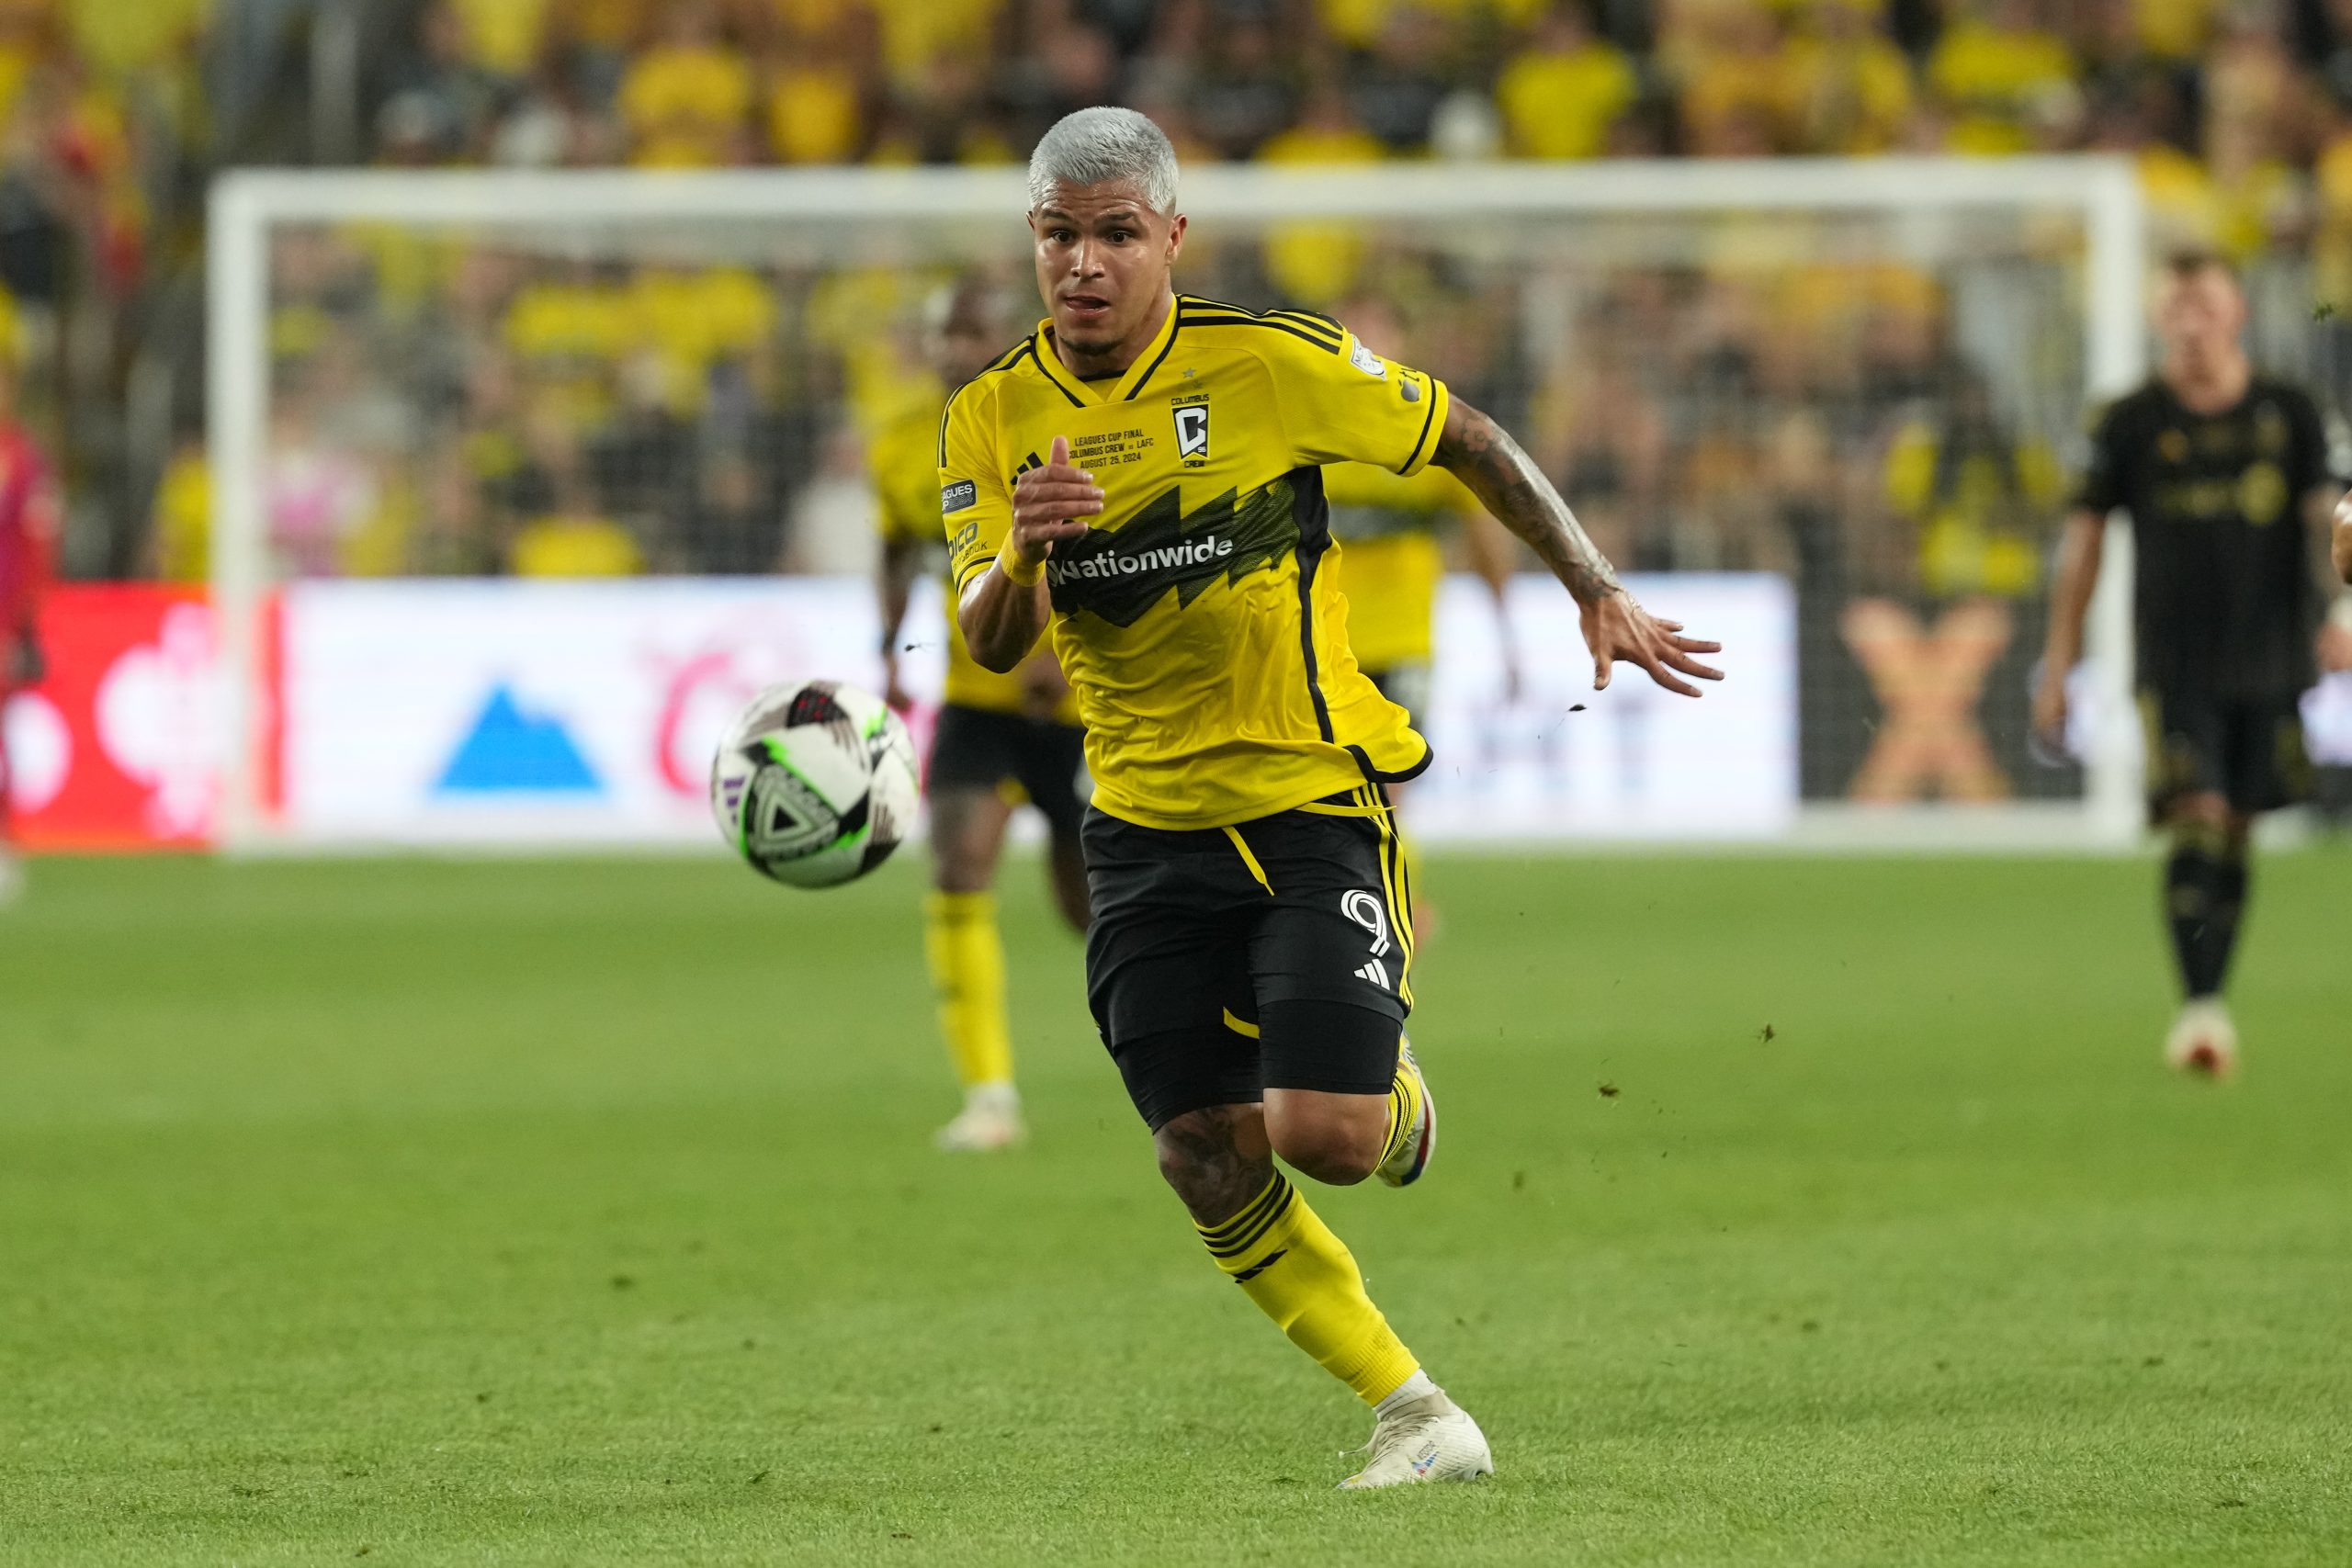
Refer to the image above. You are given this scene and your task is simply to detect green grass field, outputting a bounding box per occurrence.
[3,848,2348,1566]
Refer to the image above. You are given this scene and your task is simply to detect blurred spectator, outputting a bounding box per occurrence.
[1883,372,2061,600]
[1257,84,1385,305]
[873,51,1014,164]
[1494,2,1636,159]
[617,0,753,167]
[266,402,378,578]
[148,431,207,584]
[763,0,877,164]
[1346,6,1453,152]
[377,1,514,165]
[1782,0,1915,154]
[1671,1,1794,155]
[1191,12,1295,159]
[1926,0,2081,152]
[507,405,642,576]
[1006,18,1123,144]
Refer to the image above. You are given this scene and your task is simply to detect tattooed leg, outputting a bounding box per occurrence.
[1155,1103,1275,1226]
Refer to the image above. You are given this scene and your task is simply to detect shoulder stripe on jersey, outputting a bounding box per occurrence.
[935,384,967,469]
[1265,310,1344,344]
[1180,297,1345,349]
[1179,311,1344,355]
[935,338,1049,466]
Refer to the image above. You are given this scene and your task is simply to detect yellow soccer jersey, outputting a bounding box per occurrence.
[938,296,1448,830]
[870,402,1077,721]
[1323,461,1476,671]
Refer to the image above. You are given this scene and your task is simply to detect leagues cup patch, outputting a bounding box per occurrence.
[941,479,978,515]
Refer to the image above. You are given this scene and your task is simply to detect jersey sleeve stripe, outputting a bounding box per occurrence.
[1264,309,1345,346]
[1179,295,1345,348]
[936,342,1035,466]
[1178,311,1344,355]
[1401,374,1442,471]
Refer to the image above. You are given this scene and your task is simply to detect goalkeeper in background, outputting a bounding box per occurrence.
[873,278,1091,1151]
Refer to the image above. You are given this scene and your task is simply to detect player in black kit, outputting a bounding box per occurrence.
[2037,253,2352,1077]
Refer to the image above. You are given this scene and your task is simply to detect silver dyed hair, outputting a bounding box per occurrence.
[1026,107,1178,214]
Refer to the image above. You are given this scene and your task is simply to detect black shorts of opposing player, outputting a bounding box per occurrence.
[1082,786,1415,1130]
[2140,686,2312,821]
[926,704,1088,840]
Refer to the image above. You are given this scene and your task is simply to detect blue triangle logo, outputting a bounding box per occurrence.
[435,684,603,795]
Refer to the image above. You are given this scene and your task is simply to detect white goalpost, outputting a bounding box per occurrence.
[208,156,2146,853]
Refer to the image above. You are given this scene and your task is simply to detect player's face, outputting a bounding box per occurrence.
[1028,180,1185,360]
[2154,268,2246,364]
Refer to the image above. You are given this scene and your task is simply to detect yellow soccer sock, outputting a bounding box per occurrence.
[1196,1173,1421,1406]
[923,891,1012,1089]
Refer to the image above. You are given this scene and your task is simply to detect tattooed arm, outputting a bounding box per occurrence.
[1433,397,1724,697]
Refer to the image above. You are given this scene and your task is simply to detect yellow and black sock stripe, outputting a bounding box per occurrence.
[1380,1073,1416,1166]
[1196,1173,1296,1261]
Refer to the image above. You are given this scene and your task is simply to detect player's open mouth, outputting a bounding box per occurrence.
[1063,295,1112,321]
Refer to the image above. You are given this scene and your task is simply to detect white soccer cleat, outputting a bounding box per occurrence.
[1374,1039,1435,1189]
[934,1083,1025,1151]
[1336,1391,1494,1490]
[2165,998,2238,1080]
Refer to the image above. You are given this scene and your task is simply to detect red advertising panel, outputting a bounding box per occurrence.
[4,584,219,852]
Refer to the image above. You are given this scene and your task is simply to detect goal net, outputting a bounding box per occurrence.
[207,158,2145,851]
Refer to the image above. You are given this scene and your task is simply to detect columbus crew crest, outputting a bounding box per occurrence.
[1173,400,1211,463]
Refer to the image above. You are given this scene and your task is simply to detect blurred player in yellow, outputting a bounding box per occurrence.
[873,278,1091,1151]
[1321,298,1521,928]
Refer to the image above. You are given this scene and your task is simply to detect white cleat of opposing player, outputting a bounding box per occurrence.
[1337,1391,1494,1490]
[2165,998,2239,1079]
[933,1082,1025,1152]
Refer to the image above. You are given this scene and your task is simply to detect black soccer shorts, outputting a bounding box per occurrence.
[2140,685,2312,820]
[927,703,1088,839]
[1080,785,1416,1130]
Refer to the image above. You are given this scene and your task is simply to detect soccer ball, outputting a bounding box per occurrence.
[710,680,918,887]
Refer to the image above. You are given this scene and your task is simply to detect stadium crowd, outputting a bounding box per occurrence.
[0,0,2347,613]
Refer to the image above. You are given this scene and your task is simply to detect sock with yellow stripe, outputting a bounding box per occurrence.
[1380,1044,1426,1168]
[923,890,1013,1090]
[1195,1172,1422,1406]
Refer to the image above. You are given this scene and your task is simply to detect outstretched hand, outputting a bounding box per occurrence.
[1007,434,1102,568]
[1580,592,1723,697]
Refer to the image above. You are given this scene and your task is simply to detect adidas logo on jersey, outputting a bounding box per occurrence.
[1357,959,1390,989]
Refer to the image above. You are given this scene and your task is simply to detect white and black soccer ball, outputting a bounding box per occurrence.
[710,680,918,887]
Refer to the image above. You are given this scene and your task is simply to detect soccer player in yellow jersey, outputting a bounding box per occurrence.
[874,279,1091,1152]
[944,108,1721,1487]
